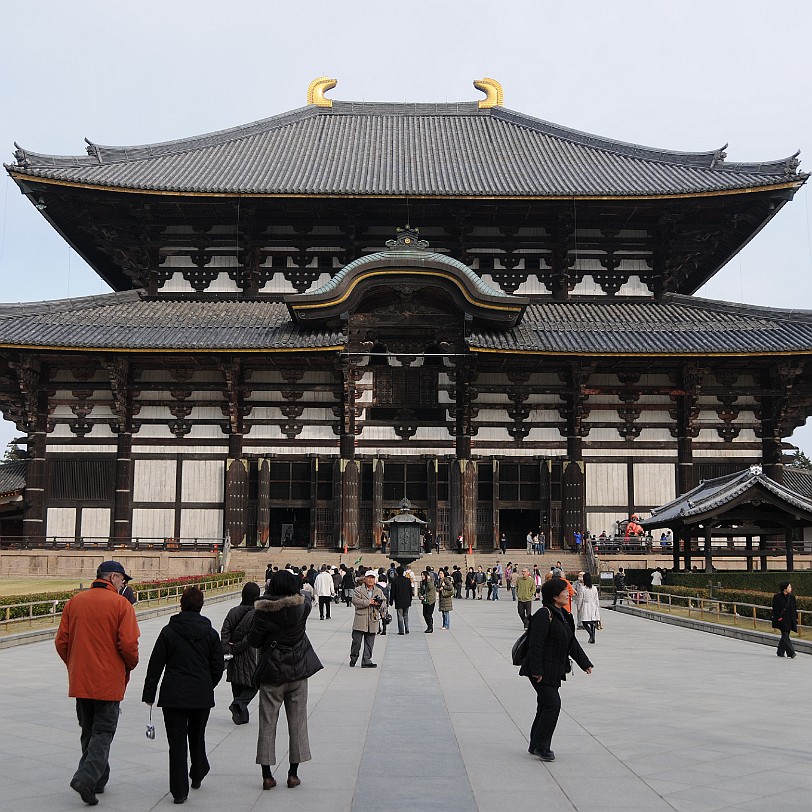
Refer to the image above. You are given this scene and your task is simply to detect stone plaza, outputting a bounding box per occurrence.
[0,594,810,811]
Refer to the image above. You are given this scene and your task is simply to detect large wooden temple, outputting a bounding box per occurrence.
[2,77,812,555]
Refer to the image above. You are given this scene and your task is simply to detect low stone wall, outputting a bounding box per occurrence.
[0,550,218,580]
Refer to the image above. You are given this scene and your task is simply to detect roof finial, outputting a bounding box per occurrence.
[474,77,504,109]
[307,77,337,108]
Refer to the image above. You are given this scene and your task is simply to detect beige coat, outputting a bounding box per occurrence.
[351,584,387,633]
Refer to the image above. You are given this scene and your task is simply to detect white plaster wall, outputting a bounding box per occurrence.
[133,459,177,502]
[81,508,111,539]
[132,509,176,539]
[586,511,627,537]
[633,463,676,507]
[586,463,627,507]
[180,509,223,540]
[181,460,225,503]
[47,507,76,538]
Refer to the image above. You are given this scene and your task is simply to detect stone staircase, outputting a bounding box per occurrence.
[226,547,586,582]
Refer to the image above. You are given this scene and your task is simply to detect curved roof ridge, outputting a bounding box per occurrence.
[319,246,510,299]
[0,289,141,317]
[12,105,320,168]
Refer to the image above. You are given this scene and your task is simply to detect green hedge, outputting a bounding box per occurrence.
[0,571,245,621]
[668,571,812,595]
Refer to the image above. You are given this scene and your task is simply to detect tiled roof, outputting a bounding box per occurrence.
[8,101,804,197]
[0,291,811,356]
[782,468,812,500]
[469,295,812,355]
[0,292,343,351]
[641,468,812,527]
[0,461,26,495]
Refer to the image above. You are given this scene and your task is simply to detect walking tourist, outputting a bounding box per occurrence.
[439,571,454,629]
[452,565,463,598]
[538,531,546,555]
[500,533,508,554]
[772,581,798,658]
[350,570,387,666]
[220,582,260,724]
[475,565,486,599]
[510,565,520,601]
[519,578,594,762]
[250,570,323,790]
[575,572,601,644]
[314,564,335,619]
[465,567,477,599]
[419,570,437,633]
[527,530,535,555]
[389,565,413,634]
[341,565,355,606]
[516,567,536,628]
[142,586,225,804]
[55,560,140,807]
[613,568,626,606]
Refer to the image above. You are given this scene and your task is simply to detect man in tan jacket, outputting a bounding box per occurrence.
[349,570,387,668]
[55,560,140,806]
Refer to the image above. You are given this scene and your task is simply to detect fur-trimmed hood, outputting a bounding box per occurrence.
[254,593,305,613]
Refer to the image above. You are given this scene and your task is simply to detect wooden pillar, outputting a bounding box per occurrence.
[759,536,768,571]
[16,361,46,545]
[339,363,359,549]
[257,458,270,547]
[426,459,438,544]
[462,459,478,550]
[672,529,680,571]
[785,530,795,572]
[745,535,753,572]
[113,432,133,541]
[704,526,712,573]
[224,458,248,547]
[561,461,585,549]
[373,458,384,548]
[684,529,692,571]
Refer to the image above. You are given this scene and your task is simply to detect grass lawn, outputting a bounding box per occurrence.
[0,578,84,597]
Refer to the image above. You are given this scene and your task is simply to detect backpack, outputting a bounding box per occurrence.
[511,608,552,666]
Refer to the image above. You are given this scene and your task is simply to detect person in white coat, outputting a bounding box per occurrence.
[576,572,601,644]
[313,565,336,620]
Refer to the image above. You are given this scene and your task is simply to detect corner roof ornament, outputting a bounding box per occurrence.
[474,77,504,109]
[385,225,429,251]
[307,76,337,107]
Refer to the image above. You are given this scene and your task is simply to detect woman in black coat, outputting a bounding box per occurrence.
[249,570,323,790]
[519,578,593,762]
[220,581,260,724]
[772,581,798,658]
[142,587,225,804]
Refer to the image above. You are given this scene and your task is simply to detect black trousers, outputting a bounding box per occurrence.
[422,601,435,631]
[583,621,597,642]
[528,679,561,754]
[318,596,332,619]
[162,707,211,801]
[517,600,533,628]
[74,699,119,793]
[777,630,796,657]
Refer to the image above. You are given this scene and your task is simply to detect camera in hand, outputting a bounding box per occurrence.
[146,724,156,740]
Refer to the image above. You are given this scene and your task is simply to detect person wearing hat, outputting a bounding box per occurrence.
[349,571,387,667]
[55,560,141,806]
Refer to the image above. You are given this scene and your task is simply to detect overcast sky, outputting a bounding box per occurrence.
[1,0,811,453]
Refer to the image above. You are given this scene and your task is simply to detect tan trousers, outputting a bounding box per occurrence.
[255,679,311,766]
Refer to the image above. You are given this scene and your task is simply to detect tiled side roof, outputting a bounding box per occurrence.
[0,291,811,355]
[782,468,812,500]
[470,295,812,355]
[7,101,804,197]
[642,469,812,526]
[0,461,26,495]
[0,291,343,350]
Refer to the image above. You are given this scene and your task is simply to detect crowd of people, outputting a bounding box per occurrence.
[54,554,802,805]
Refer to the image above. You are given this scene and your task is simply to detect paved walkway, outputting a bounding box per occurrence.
[1,593,811,811]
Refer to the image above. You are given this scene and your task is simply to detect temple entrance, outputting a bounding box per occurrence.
[270,507,310,548]
[498,509,539,548]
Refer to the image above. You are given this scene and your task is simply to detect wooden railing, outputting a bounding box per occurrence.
[0,536,225,552]
[1,573,244,632]
[617,589,808,638]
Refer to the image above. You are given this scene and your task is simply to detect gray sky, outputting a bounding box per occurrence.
[1,0,811,453]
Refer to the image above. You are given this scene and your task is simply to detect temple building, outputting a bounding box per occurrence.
[2,77,812,559]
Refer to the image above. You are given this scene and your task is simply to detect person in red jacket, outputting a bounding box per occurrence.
[55,560,140,807]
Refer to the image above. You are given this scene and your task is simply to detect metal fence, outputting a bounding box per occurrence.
[1,573,244,631]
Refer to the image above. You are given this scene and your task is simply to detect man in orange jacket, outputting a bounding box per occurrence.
[55,561,140,806]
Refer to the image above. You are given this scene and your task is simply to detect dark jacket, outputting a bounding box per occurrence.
[249,593,323,685]
[220,603,257,686]
[519,603,592,686]
[389,575,413,609]
[772,591,798,633]
[142,611,224,708]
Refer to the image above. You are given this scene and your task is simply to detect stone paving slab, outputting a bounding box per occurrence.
[0,592,811,810]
